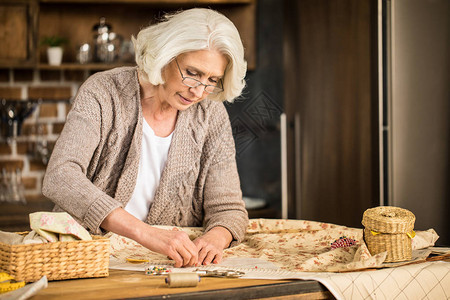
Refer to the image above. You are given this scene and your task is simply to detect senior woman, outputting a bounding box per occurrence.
[42,8,248,268]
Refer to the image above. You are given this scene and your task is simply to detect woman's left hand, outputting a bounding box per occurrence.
[193,226,232,265]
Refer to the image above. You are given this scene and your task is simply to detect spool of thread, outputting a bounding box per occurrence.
[165,273,200,288]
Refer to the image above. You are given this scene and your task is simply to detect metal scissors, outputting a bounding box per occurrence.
[194,269,245,278]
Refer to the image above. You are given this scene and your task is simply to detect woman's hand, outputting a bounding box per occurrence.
[193,226,232,265]
[101,208,198,268]
[138,227,198,268]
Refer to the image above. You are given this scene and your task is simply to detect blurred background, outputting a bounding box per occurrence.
[0,0,448,245]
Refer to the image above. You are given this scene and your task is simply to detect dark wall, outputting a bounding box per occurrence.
[226,0,284,217]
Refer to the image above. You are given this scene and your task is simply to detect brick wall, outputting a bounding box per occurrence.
[0,68,89,231]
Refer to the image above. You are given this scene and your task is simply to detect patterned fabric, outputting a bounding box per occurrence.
[108,218,445,299]
[42,67,248,245]
[108,219,439,272]
[228,219,386,272]
[199,261,450,300]
[330,236,357,249]
[311,261,450,299]
[109,219,414,273]
[29,212,92,242]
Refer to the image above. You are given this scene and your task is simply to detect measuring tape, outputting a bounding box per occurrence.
[0,272,25,294]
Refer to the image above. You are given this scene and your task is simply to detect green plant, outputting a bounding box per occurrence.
[41,36,69,47]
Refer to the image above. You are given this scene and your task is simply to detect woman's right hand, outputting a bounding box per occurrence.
[137,226,198,268]
[101,208,198,268]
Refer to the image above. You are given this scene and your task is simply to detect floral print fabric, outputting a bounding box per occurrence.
[108,218,437,272]
[29,212,92,242]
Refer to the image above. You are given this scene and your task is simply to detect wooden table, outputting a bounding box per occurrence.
[31,270,334,299]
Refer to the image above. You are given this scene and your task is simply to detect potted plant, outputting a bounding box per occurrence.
[41,36,69,66]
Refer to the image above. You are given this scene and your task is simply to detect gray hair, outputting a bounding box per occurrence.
[132,8,247,102]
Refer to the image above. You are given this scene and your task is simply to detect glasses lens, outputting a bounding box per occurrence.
[182,77,223,94]
[204,86,223,94]
[182,77,201,88]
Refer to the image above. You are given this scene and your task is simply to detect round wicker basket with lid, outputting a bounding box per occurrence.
[362,206,415,263]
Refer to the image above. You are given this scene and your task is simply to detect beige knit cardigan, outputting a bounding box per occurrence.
[42,67,248,245]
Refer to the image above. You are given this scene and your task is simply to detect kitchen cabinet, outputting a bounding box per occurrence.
[283,0,449,243]
[0,0,256,70]
[284,0,380,228]
[0,0,38,67]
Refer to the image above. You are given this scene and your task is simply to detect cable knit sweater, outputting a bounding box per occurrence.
[42,67,248,246]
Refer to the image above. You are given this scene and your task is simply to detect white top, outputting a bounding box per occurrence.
[125,118,173,221]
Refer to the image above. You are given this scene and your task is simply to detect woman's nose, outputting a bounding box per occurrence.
[189,84,206,98]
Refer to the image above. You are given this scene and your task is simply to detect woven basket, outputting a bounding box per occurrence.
[0,234,109,282]
[362,206,415,263]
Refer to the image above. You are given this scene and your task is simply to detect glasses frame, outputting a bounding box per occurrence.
[175,58,224,95]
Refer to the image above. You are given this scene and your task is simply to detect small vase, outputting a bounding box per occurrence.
[47,47,63,66]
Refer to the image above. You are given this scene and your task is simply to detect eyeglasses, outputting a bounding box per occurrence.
[175,59,224,95]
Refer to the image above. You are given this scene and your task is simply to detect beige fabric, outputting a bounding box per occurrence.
[206,261,450,300]
[0,231,46,245]
[29,212,92,242]
[42,66,248,245]
[108,218,439,273]
[108,219,444,300]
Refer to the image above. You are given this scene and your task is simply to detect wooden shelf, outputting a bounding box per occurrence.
[40,0,253,4]
[1,0,256,70]
[37,62,135,70]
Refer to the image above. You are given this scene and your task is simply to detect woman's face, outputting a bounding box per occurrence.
[158,49,228,111]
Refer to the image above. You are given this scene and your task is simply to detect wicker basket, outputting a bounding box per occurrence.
[0,234,109,282]
[362,206,415,263]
